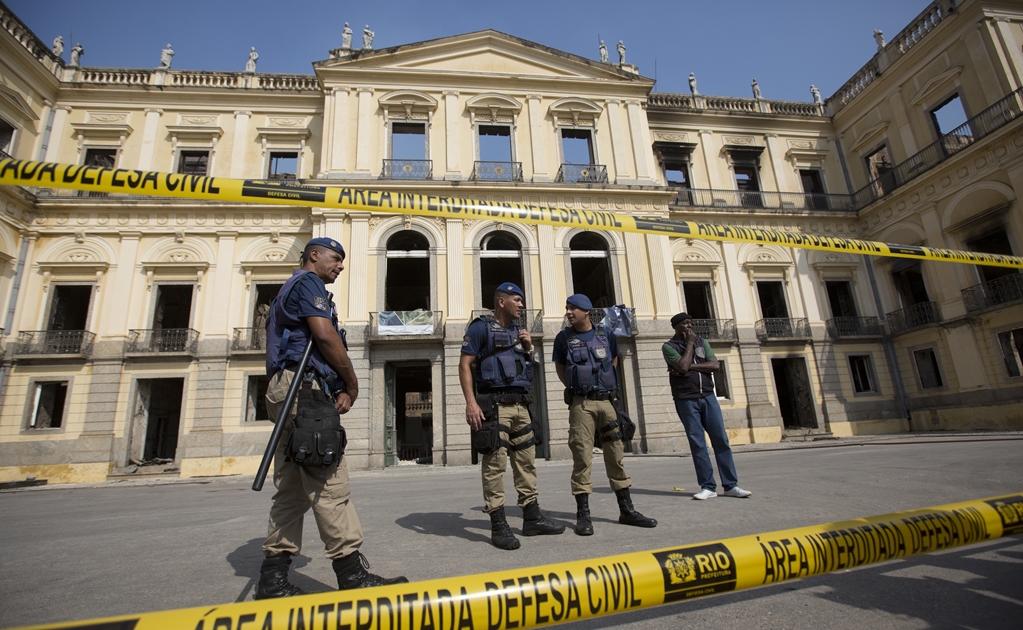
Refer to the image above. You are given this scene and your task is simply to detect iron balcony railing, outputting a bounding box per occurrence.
[15,330,96,356]
[369,311,444,341]
[755,318,811,341]
[559,307,639,336]
[231,327,267,352]
[853,88,1023,208]
[826,316,884,339]
[556,163,609,184]
[691,319,737,341]
[670,187,856,212]
[961,273,1023,313]
[127,328,199,353]
[886,302,940,336]
[266,172,297,181]
[381,159,433,180]
[470,309,544,335]
[471,161,523,182]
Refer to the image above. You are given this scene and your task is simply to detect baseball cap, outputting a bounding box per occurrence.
[306,237,346,260]
[566,294,593,311]
[495,282,524,299]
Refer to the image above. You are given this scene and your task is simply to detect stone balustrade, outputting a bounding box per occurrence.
[648,93,824,117]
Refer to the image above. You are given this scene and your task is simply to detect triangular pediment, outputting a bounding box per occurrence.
[314,30,651,85]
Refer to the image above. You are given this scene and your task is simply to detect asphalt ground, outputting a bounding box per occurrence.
[1,432,1021,629]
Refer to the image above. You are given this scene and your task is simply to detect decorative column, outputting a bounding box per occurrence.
[645,234,679,318]
[443,91,461,180]
[327,87,350,175]
[763,133,787,192]
[698,129,721,189]
[229,111,251,179]
[320,212,347,301]
[354,87,375,176]
[536,224,559,321]
[888,89,918,156]
[347,213,370,322]
[31,101,53,160]
[527,94,549,182]
[623,232,651,317]
[604,99,631,182]
[101,232,141,339]
[137,108,163,171]
[43,105,71,162]
[444,219,465,320]
[204,232,237,337]
[968,24,1007,104]
[625,99,653,182]
[994,18,1023,90]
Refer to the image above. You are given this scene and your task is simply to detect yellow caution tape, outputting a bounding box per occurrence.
[13,492,1023,630]
[2,158,1022,269]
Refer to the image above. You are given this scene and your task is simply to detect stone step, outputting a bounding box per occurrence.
[782,430,837,442]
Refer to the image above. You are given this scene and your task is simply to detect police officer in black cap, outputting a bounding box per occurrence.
[553,293,657,535]
[256,237,407,598]
[460,282,565,550]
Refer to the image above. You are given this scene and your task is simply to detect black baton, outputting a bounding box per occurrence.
[252,336,315,491]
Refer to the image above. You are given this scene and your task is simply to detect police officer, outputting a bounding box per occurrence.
[553,294,657,536]
[459,282,565,550]
[256,237,407,599]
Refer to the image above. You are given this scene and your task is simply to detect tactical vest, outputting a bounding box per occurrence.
[666,336,716,400]
[265,270,340,386]
[473,315,533,390]
[564,326,617,394]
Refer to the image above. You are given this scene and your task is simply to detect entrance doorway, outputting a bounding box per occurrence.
[770,358,817,429]
[384,364,433,466]
[129,378,184,465]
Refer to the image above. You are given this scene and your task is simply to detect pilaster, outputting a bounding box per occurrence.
[229,111,251,179]
[347,213,370,322]
[443,91,461,180]
[537,224,560,320]
[445,219,465,319]
[43,106,71,162]
[137,108,163,171]
[354,87,375,175]
[604,99,631,181]
[625,99,653,182]
[527,95,549,182]
[623,231,651,317]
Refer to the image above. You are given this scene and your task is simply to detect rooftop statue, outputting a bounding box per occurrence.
[873,29,886,50]
[599,40,607,63]
[160,44,174,69]
[342,22,352,49]
[810,85,822,105]
[70,42,83,66]
[688,72,698,95]
[752,78,762,100]
[616,40,626,65]
[363,25,375,50]
[52,35,63,58]
[245,47,258,73]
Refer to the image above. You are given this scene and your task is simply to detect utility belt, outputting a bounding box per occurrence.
[284,362,343,399]
[564,388,616,404]
[283,379,347,468]
[471,390,540,458]
[563,388,636,444]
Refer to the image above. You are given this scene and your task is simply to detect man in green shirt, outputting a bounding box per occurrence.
[662,312,751,500]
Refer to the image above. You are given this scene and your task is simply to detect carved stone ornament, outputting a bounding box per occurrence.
[755,252,776,262]
[181,115,218,125]
[684,252,705,261]
[89,112,129,123]
[165,251,194,263]
[65,250,95,263]
[724,136,755,146]
[263,250,288,262]
[824,254,841,262]
[655,132,689,143]
[269,117,305,127]
[787,140,815,149]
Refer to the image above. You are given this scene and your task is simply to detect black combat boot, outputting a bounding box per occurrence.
[615,487,657,528]
[574,493,594,536]
[332,552,409,590]
[489,506,521,550]
[254,553,306,600]
[521,500,566,536]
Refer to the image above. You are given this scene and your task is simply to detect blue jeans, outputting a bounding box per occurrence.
[674,394,738,492]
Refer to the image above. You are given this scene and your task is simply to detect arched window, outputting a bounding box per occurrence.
[385,230,430,310]
[569,232,615,308]
[480,231,523,309]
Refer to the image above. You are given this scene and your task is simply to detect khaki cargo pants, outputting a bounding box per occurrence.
[262,368,364,560]
[481,402,538,513]
[568,396,631,495]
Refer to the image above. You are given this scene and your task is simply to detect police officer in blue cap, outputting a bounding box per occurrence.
[256,237,407,598]
[554,293,657,535]
[460,281,565,550]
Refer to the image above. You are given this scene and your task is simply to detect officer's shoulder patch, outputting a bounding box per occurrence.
[462,335,470,347]
[313,296,327,311]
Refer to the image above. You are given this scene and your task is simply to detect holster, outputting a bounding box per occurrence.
[564,387,574,406]
[471,393,540,458]
[284,381,347,468]
[595,398,637,446]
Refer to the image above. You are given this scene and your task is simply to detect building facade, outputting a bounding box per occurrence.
[0,0,1021,483]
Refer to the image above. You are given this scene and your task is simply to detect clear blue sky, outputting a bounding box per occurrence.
[12,0,927,102]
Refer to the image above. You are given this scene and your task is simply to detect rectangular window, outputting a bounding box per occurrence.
[913,348,944,389]
[712,360,730,400]
[848,355,878,393]
[391,123,427,160]
[246,375,271,422]
[681,281,715,319]
[0,117,14,154]
[177,150,209,176]
[560,128,594,164]
[30,382,68,429]
[891,261,930,307]
[931,94,969,137]
[800,169,829,210]
[825,280,858,318]
[664,162,690,187]
[966,228,1017,285]
[756,281,790,318]
[866,145,894,195]
[267,152,298,180]
[997,328,1023,378]
[84,147,116,168]
[478,125,512,162]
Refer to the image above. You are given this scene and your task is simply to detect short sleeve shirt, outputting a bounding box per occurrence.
[661,338,715,364]
[284,272,335,322]
[553,326,619,365]
[461,318,496,358]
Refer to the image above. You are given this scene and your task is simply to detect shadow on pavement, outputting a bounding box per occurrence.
[395,512,493,545]
[225,537,331,601]
[557,536,1023,629]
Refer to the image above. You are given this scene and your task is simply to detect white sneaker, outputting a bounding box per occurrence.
[693,489,717,500]
[723,487,752,498]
